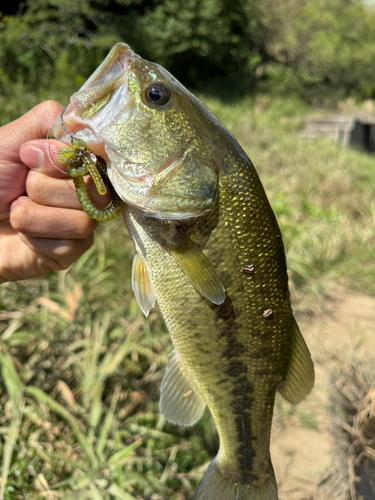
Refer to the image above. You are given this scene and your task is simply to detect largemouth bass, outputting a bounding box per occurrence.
[50,43,314,500]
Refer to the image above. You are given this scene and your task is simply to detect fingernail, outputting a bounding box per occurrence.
[21,145,44,169]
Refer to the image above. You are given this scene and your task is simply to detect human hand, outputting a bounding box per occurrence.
[0,101,111,284]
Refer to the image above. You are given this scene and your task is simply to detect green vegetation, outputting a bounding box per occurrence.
[1,90,375,498]
[0,220,216,499]
[2,0,375,106]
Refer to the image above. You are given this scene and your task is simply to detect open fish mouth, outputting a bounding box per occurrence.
[48,43,133,161]
[49,42,218,220]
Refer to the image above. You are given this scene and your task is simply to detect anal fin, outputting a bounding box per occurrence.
[279,317,314,405]
[131,253,156,317]
[160,350,206,426]
[168,229,225,305]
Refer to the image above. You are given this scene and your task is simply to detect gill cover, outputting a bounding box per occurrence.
[106,141,217,219]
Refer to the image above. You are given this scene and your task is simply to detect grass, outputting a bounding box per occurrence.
[321,365,375,499]
[0,222,216,500]
[1,91,375,498]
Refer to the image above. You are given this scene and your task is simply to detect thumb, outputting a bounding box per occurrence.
[1,101,64,163]
[0,101,65,212]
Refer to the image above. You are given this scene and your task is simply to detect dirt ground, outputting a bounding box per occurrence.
[271,288,375,500]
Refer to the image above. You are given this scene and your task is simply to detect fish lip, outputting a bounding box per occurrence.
[48,43,134,153]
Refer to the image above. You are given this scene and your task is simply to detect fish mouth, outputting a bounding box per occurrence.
[48,43,133,160]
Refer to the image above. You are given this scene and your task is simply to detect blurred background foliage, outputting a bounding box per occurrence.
[1,0,375,109]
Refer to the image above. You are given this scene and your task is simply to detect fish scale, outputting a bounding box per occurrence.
[124,146,292,483]
[50,42,314,500]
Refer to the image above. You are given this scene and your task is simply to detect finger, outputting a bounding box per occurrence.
[0,102,65,213]
[19,233,95,270]
[10,196,97,239]
[0,232,64,283]
[26,170,113,209]
[2,101,64,163]
[20,138,73,179]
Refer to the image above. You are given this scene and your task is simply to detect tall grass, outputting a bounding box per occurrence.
[1,92,375,498]
[0,222,216,500]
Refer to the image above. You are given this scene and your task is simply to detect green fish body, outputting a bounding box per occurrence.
[51,43,314,500]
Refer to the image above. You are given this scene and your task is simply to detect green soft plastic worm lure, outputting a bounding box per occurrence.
[58,132,124,222]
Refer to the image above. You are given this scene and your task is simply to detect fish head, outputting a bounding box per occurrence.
[50,43,220,219]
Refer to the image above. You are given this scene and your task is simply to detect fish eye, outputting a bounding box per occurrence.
[145,83,170,106]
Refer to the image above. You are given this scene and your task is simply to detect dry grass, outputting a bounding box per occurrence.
[334,368,375,500]
[314,365,375,500]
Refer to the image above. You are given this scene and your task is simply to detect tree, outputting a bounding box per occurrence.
[260,0,375,99]
[0,0,264,96]
[1,0,375,104]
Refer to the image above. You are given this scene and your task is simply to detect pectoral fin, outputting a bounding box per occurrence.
[278,318,314,405]
[160,350,206,426]
[131,253,156,317]
[168,229,225,305]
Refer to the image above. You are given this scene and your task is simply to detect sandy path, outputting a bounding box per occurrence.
[271,288,375,500]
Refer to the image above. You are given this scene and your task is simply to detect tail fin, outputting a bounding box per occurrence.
[193,460,278,500]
